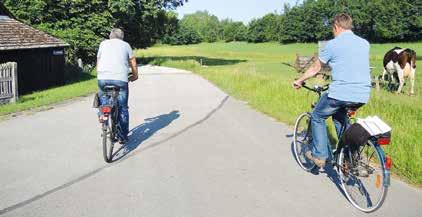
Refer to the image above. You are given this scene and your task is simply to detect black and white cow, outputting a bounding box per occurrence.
[382,47,416,95]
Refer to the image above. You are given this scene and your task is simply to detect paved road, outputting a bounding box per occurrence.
[0,66,421,217]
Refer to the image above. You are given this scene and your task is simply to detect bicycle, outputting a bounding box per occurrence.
[293,84,392,212]
[99,85,123,163]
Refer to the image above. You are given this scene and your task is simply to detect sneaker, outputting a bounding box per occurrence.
[305,151,326,168]
[118,138,127,144]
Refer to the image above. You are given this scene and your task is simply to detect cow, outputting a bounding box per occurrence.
[381,47,416,95]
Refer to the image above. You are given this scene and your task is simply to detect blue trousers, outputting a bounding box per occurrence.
[311,93,363,160]
[98,80,129,141]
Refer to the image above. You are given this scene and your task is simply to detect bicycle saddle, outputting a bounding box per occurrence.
[345,103,364,111]
[104,85,120,92]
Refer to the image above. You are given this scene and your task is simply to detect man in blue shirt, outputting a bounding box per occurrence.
[293,14,371,168]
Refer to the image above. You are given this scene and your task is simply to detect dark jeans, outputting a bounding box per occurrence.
[310,93,364,160]
[98,80,129,141]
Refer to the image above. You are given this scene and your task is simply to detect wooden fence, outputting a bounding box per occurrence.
[0,62,18,104]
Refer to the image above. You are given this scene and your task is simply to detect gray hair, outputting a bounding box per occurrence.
[109,28,124,40]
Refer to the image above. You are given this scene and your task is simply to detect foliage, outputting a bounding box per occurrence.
[163,0,421,45]
[162,25,202,45]
[247,13,283,43]
[3,0,186,64]
[179,10,221,42]
[279,0,422,43]
[221,20,248,42]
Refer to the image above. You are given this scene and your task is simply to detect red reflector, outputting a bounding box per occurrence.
[378,137,390,145]
[385,156,392,170]
[101,106,111,113]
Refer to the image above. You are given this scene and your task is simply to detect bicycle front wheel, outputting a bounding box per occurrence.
[293,112,316,171]
[101,119,115,163]
[338,141,388,212]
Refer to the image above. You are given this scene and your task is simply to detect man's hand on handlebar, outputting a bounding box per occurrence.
[293,79,304,89]
[129,74,138,82]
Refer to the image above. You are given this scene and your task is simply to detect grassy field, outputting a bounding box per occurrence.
[136,42,422,185]
[0,74,97,117]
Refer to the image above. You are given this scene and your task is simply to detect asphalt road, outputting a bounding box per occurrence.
[0,66,421,217]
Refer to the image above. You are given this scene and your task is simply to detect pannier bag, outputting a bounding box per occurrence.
[340,123,371,151]
[340,116,392,151]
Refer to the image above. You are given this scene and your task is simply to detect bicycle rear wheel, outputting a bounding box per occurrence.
[101,118,115,163]
[338,141,388,212]
[293,112,316,171]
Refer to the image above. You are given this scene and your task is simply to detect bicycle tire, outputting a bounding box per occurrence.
[293,112,316,171]
[101,119,114,163]
[338,141,388,212]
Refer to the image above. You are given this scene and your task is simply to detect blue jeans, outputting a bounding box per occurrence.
[98,80,129,141]
[311,93,363,160]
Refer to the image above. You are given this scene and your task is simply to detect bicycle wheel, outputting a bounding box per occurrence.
[101,118,115,163]
[293,112,316,171]
[338,141,388,212]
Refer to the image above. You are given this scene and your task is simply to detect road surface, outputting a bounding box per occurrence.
[0,65,421,217]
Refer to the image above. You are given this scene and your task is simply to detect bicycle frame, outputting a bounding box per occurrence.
[302,84,390,187]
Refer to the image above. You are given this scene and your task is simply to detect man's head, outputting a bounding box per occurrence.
[109,28,124,40]
[332,13,353,37]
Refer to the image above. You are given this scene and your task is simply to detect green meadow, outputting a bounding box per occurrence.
[0,74,97,117]
[137,42,422,185]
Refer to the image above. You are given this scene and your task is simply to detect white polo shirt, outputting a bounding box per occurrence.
[97,39,134,82]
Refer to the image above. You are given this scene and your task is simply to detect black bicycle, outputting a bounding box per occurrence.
[99,85,122,163]
[293,84,391,212]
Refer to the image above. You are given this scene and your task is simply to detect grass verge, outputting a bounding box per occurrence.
[136,42,422,186]
[0,73,97,117]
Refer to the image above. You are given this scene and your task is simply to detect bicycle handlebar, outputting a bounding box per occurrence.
[302,82,329,94]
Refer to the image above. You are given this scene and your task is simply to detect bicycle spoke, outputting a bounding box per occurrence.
[339,141,387,212]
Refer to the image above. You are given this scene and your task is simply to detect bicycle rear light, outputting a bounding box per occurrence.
[101,106,111,114]
[377,137,390,145]
[347,110,356,117]
[385,156,392,170]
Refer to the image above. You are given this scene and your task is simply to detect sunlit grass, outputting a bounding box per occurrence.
[0,75,97,116]
[137,42,422,185]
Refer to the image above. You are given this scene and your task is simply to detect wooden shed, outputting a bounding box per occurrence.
[0,4,69,94]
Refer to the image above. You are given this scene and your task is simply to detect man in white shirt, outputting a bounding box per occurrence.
[97,28,139,143]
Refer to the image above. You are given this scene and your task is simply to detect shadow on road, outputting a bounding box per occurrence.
[111,110,181,162]
[288,135,347,199]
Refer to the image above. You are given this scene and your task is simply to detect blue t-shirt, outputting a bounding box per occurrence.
[319,31,371,103]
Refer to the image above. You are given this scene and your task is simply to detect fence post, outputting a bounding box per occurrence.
[10,62,18,103]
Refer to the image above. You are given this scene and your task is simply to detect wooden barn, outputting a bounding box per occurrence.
[0,3,69,94]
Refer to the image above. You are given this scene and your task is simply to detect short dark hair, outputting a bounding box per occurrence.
[333,13,353,30]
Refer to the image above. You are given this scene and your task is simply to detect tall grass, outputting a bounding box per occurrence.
[136,42,422,185]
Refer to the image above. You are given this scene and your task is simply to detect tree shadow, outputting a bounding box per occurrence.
[111,110,181,162]
[137,56,247,66]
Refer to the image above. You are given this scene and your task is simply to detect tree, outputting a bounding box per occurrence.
[180,11,222,42]
[278,0,422,43]
[247,19,266,43]
[4,0,187,63]
[247,13,283,43]
[221,20,248,42]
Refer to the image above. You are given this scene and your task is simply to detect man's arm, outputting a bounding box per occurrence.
[129,57,138,82]
[293,58,322,89]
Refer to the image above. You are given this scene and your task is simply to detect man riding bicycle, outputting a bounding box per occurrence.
[293,14,371,168]
[96,28,139,144]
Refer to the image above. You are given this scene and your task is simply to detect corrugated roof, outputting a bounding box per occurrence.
[0,16,69,51]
